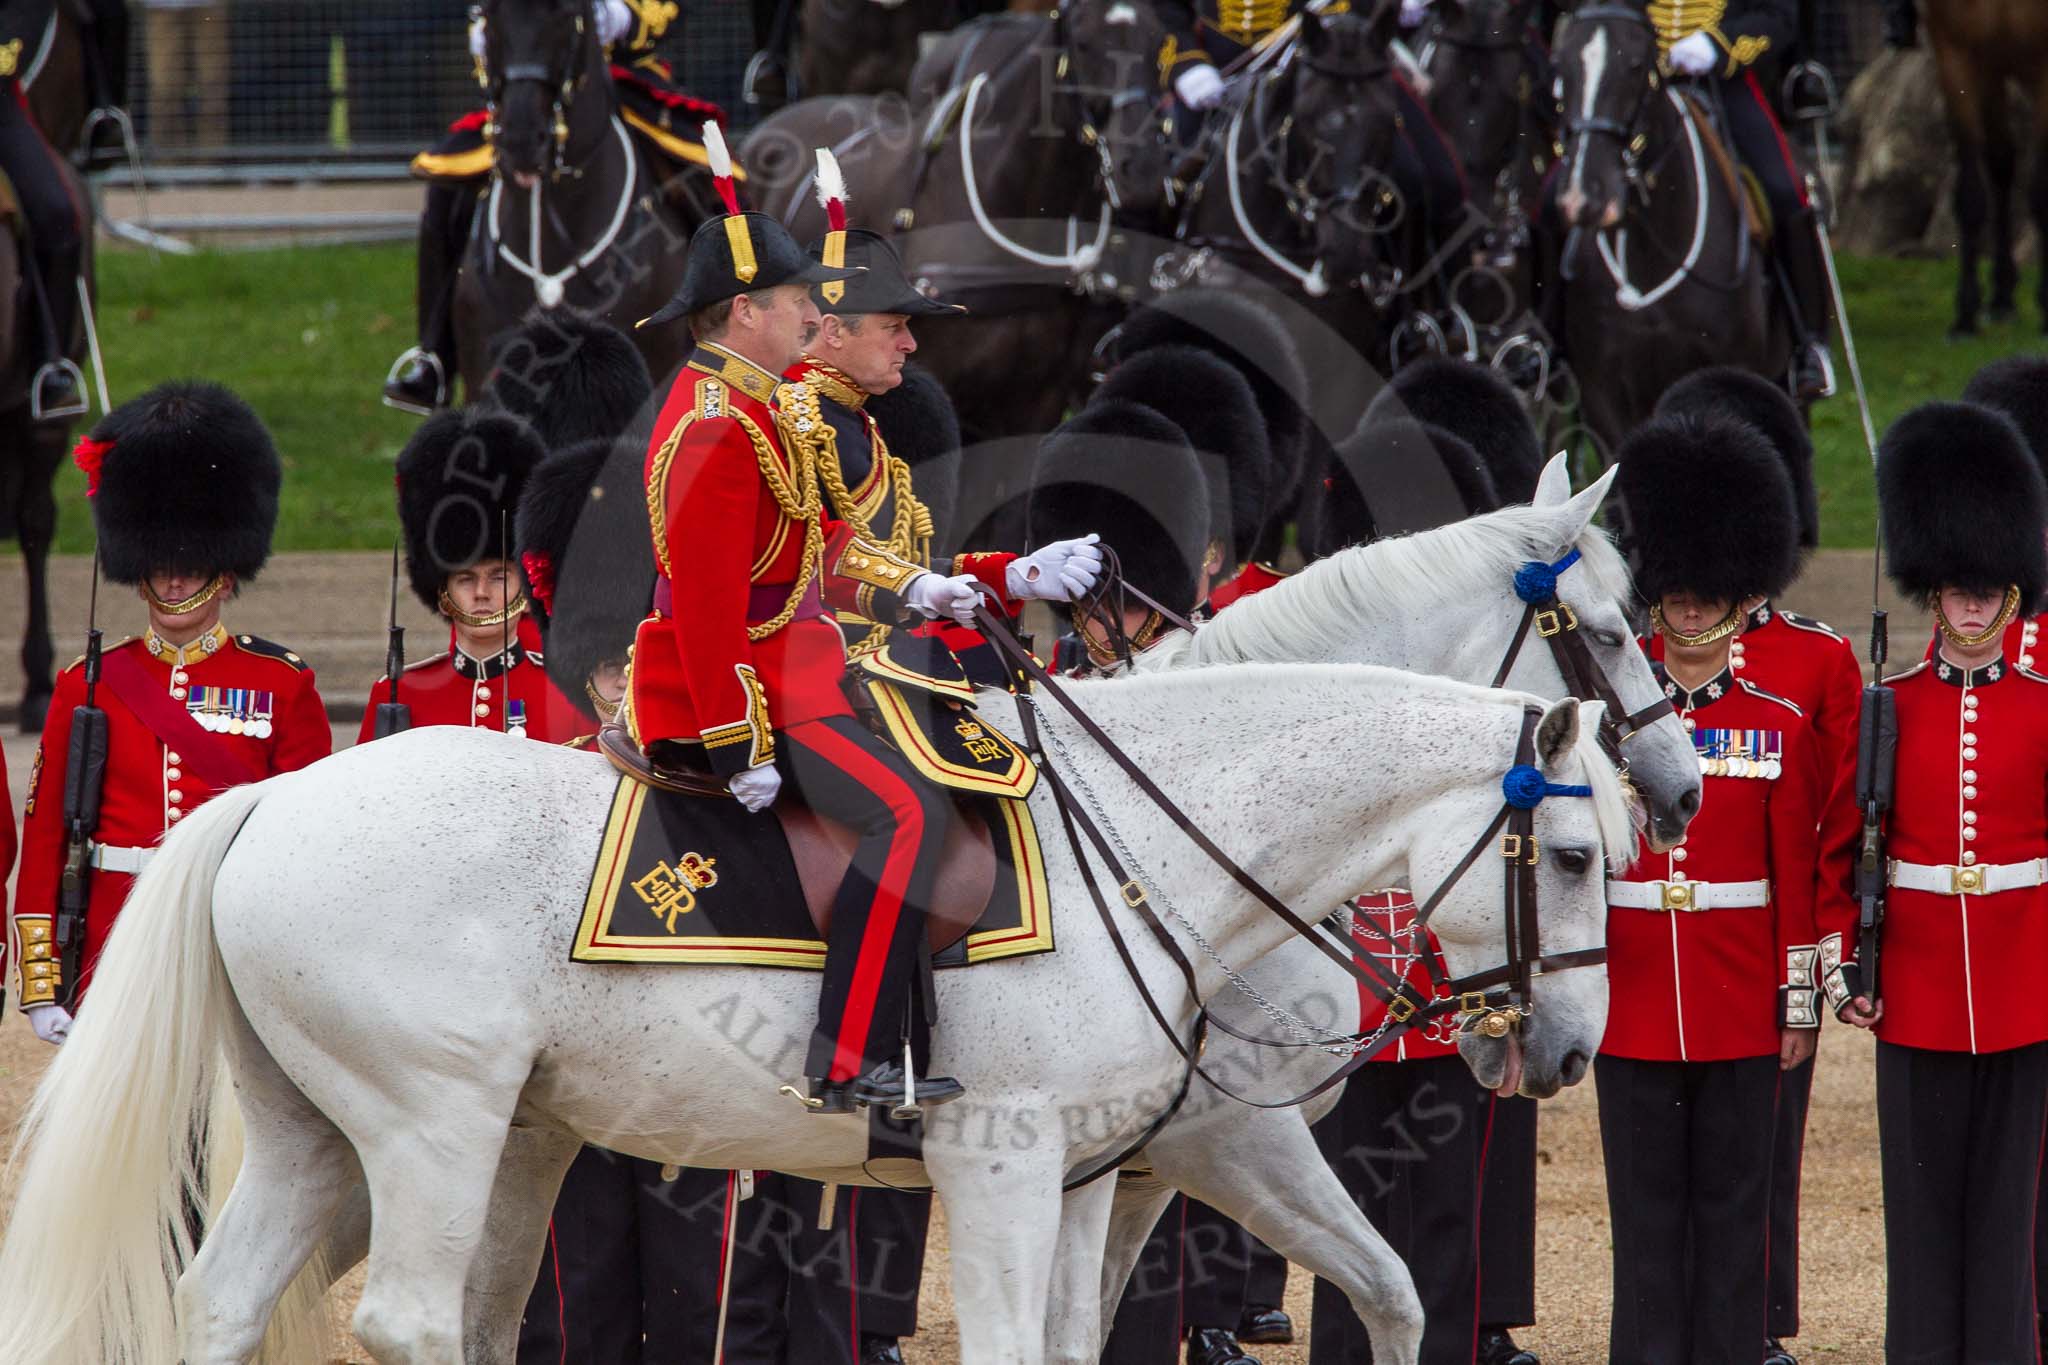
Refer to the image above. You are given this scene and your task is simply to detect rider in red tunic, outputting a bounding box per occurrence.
[358,409,591,747]
[11,383,331,1037]
[1831,402,2048,1363]
[630,130,1002,1112]
[1601,411,1832,1365]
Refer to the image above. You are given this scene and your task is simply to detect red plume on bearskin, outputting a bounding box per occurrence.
[72,435,114,497]
[815,148,848,233]
[521,551,557,616]
[703,119,741,217]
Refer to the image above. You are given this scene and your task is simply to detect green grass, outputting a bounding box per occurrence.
[52,243,421,554]
[45,243,2039,553]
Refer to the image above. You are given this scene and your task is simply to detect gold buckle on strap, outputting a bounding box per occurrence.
[1951,865,1985,895]
[1501,834,1540,865]
[1661,880,1695,911]
[1534,603,1579,638]
[1120,880,1149,908]
[1386,995,1418,1023]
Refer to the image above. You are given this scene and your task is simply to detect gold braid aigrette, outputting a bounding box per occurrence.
[791,362,935,567]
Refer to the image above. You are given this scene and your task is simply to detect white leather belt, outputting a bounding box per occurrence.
[1607,879,1770,912]
[1889,858,2047,897]
[88,844,155,875]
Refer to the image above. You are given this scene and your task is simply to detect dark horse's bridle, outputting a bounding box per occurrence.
[476,0,594,183]
[1557,3,1662,173]
[971,543,1667,1188]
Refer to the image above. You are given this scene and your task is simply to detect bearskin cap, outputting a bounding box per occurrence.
[396,407,548,611]
[1655,366,1818,548]
[1365,356,1542,504]
[865,363,962,556]
[1110,290,1311,529]
[515,435,654,717]
[79,381,282,586]
[1615,411,1800,605]
[482,309,655,451]
[1962,355,2048,479]
[1879,400,2048,606]
[1028,401,1211,614]
[1304,418,1497,560]
[1093,344,1270,566]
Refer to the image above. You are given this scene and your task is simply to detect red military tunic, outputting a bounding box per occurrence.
[1207,561,1290,612]
[629,342,933,776]
[357,616,592,746]
[1830,656,2048,1054]
[1603,666,1823,1062]
[12,627,331,1005]
[1351,892,1463,1062]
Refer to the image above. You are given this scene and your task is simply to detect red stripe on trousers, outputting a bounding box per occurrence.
[796,723,930,1081]
[1742,69,1809,210]
[1471,1094,1500,1365]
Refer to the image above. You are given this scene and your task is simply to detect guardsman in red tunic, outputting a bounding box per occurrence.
[11,383,331,1039]
[1601,412,1831,1365]
[358,408,592,748]
[1830,402,2048,1364]
[1652,366,1859,1365]
[630,125,998,1113]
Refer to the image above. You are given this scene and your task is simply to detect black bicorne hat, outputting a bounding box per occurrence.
[1366,356,1543,504]
[640,123,860,328]
[483,309,655,450]
[77,380,282,586]
[1655,366,1818,549]
[1962,354,2048,482]
[1880,400,2048,607]
[396,407,548,611]
[806,148,964,317]
[1092,344,1269,566]
[1028,401,1211,615]
[516,435,655,717]
[865,363,962,553]
[1616,410,1801,605]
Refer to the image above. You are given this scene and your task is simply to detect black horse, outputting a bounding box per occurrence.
[7,4,96,732]
[457,0,722,401]
[744,1,1176,441]
[796,0,959,99]
[1551,2,1786,460]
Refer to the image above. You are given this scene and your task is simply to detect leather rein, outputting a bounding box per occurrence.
[969,543,1642,1188]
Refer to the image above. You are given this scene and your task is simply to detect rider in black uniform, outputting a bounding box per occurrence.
[0,0,87,417]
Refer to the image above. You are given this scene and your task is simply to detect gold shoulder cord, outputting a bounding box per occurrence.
[807,418,934,567]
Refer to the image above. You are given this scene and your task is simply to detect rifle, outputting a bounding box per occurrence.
[56,554,110,1011]
[371,540,412,738]
[1847,611,1895,1006]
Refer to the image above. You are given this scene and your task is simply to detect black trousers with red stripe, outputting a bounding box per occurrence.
[1477,1094,1538,1330]
[1766,1053,1815,1338]
[779,716,953,1082]
[1595,1053,1778,1365]
[0,80,83,368]
[1310,1055,1496,1365]
[1717,71,1830,340]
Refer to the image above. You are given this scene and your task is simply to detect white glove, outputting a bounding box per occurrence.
[1173,63,1227,111]
[27,1003,72,1046]
[1006,535,1105,603]
[595,0,634,46]
[904,571,987,628]
[1398,0,1432,28]
[728,765,782,813]
[1667,31,1719,75]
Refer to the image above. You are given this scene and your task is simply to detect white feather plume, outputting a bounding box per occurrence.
[703,120,732,181]
[814,149,848,211]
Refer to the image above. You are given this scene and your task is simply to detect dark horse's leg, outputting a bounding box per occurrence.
[1982,78,2021,323]
[17,414,62,732]
[2031,80,2048,333]
[1934,40,1994,335]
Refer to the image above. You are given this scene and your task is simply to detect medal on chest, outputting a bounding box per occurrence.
[188,686,274,739]
[1692,726,1783,780]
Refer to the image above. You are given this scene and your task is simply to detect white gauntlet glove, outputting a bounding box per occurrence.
[1667,31,1719,75]
[27,1003,72,1046]
[1173,63,1227,110]
[905,571,987,628]
[728,765,782,813]
[469,11,488,60]
[595,0,634,46]
[1398,0,1431,28]
[1006,534,1105,603]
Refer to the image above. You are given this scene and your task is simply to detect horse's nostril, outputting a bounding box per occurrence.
[1561,1048,1591,1085]
[1678,788,1702,818]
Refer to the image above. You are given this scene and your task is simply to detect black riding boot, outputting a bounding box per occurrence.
[25,242,83,418]
[1777,211,1836,400]
[384,181,472,413]
[84,0,130,111]
[746,0,794,110]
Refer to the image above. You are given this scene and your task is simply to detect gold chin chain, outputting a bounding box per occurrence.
[1650,602,1743,649]
[145,573,229,616]
[1935,585,2022,649]
[1075,607,1163,669]
[586,679,621,723]
[440,590,530,630]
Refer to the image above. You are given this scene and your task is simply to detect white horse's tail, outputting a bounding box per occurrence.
[0,780,325,1365]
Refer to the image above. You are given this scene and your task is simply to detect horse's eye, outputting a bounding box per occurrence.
[1587,627,1624,648]
[1554,847,1593,876]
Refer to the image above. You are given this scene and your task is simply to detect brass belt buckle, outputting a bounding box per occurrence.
[1661,880,1695,911]
[1951,864,1985,895]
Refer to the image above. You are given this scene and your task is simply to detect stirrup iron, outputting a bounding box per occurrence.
[30,359,87,421]
[382,346,448,416]
[891,1040,920,1122]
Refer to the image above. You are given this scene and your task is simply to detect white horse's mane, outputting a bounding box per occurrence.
[1180,502,1635,669]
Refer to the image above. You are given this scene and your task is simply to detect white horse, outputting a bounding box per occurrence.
[1066,455,1694,1331]
[0,664,1632,1365]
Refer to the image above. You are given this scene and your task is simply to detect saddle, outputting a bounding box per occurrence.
[1683,92,1770,244]
[596,723,997,954]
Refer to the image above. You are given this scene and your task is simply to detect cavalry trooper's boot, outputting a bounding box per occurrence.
[25,237,86,421]
[383,182,467,414]
[1477,1326,1541,1365]
[1778,212,1837,401]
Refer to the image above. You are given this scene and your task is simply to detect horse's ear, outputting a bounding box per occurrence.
[1557,461,1618,535]
[1535,698,1581,775]
[1532,451,1573,507]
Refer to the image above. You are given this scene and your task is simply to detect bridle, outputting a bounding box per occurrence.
[477,1,594,184]
[1050,3,1172,217]
[968,545,1644,1185]
[1558,3,1661,170]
